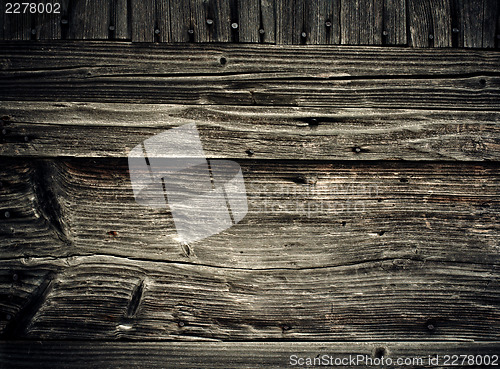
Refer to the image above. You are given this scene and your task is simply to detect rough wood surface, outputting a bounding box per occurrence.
[1,0,498,47]
[408,0,452,47]
[0,103,499,160]
[383,0,407,45]
[453,0,499,48]
[0,43,499,107]
[2,341,500,368]
[340,0,382,45]
[1,159,498,268]
[0,252,498,340]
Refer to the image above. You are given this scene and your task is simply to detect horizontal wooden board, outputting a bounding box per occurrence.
[0,43,499,108]
[2,341,500,368]
[0,253,499,340]
[1,159,498,270]
[1,102,499,160]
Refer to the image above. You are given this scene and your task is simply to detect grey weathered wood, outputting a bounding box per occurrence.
[1,160,498,269]
[0,103,499,160]
[0,42,499,108]
[68,0,110,40]
[131,0,156,42]
[408,0,452,47]
[131,0,170,42]
[341,0,383,45]
[306,0,341,45]
[169,0,192,42]
[199,0,233,43]
[455,0,499,48]
[383,0,407,45]
[112,0,131,40]
[1,341,500,368]
[275,0,340,45]
[0,252,498,340]
[1,9,32,40]
[238,0,276,43]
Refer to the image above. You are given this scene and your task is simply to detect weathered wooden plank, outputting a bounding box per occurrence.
[169,0,192,42]
[130,0,156,42]
[131,0,170,42]
[1,8,32,40]
[67,0,110,40]
[340,0,383,45]
[237,0,276,44]
[275,0,340,45]
[1,160,498,270]
[0,43,499,108]
[305,0,341,45]
[196,0,234,43]
[408,0,452,47]
[0,103,499,160]
[111,0,131,40]
[2,341,500,368]
[0,253,498,340]
[274,0,294,44]
[454,0,499,48]
[383,0,407,45]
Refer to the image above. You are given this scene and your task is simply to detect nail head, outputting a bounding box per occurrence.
[206,19,213,25]
[231,22,238,29]
[4,211,11,218]
[109,25,115,31]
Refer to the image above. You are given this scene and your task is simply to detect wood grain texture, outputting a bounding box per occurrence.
[0,252,498,340]
[408,0,452,47]
[0,42,499,108]
[238,0,276,44]
[454,0,499,48]
[1,159,498,268]
[0,103,499,160]
[130,0,157,42]
[383,0,407,45]
[340,0,383,45]
[275,0,340,45]
[67,0,111,40]
[2,341,500,368]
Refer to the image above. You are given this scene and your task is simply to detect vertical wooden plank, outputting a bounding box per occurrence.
[111,0,131,40]
[260,0,276,43]
[275,0,293,44]
[340,0,383,45]
[157,0,172,42]
[383,0,407,45]
[191,0,232,42]
[131,0,155,42]
[35,11,62,40]
[306,0,340,44]
[68,0,111,39]
[238,0,260,42]
[1,9,32,40]
[169,0,191,42]
[408,0,452,47]
[455,0,499,48]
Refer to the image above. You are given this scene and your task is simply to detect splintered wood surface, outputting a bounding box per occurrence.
[2,341,499,369]
[1,43,499,107]
[0,159,499,342]
[0,39,499,367]
[1,0,499,48]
